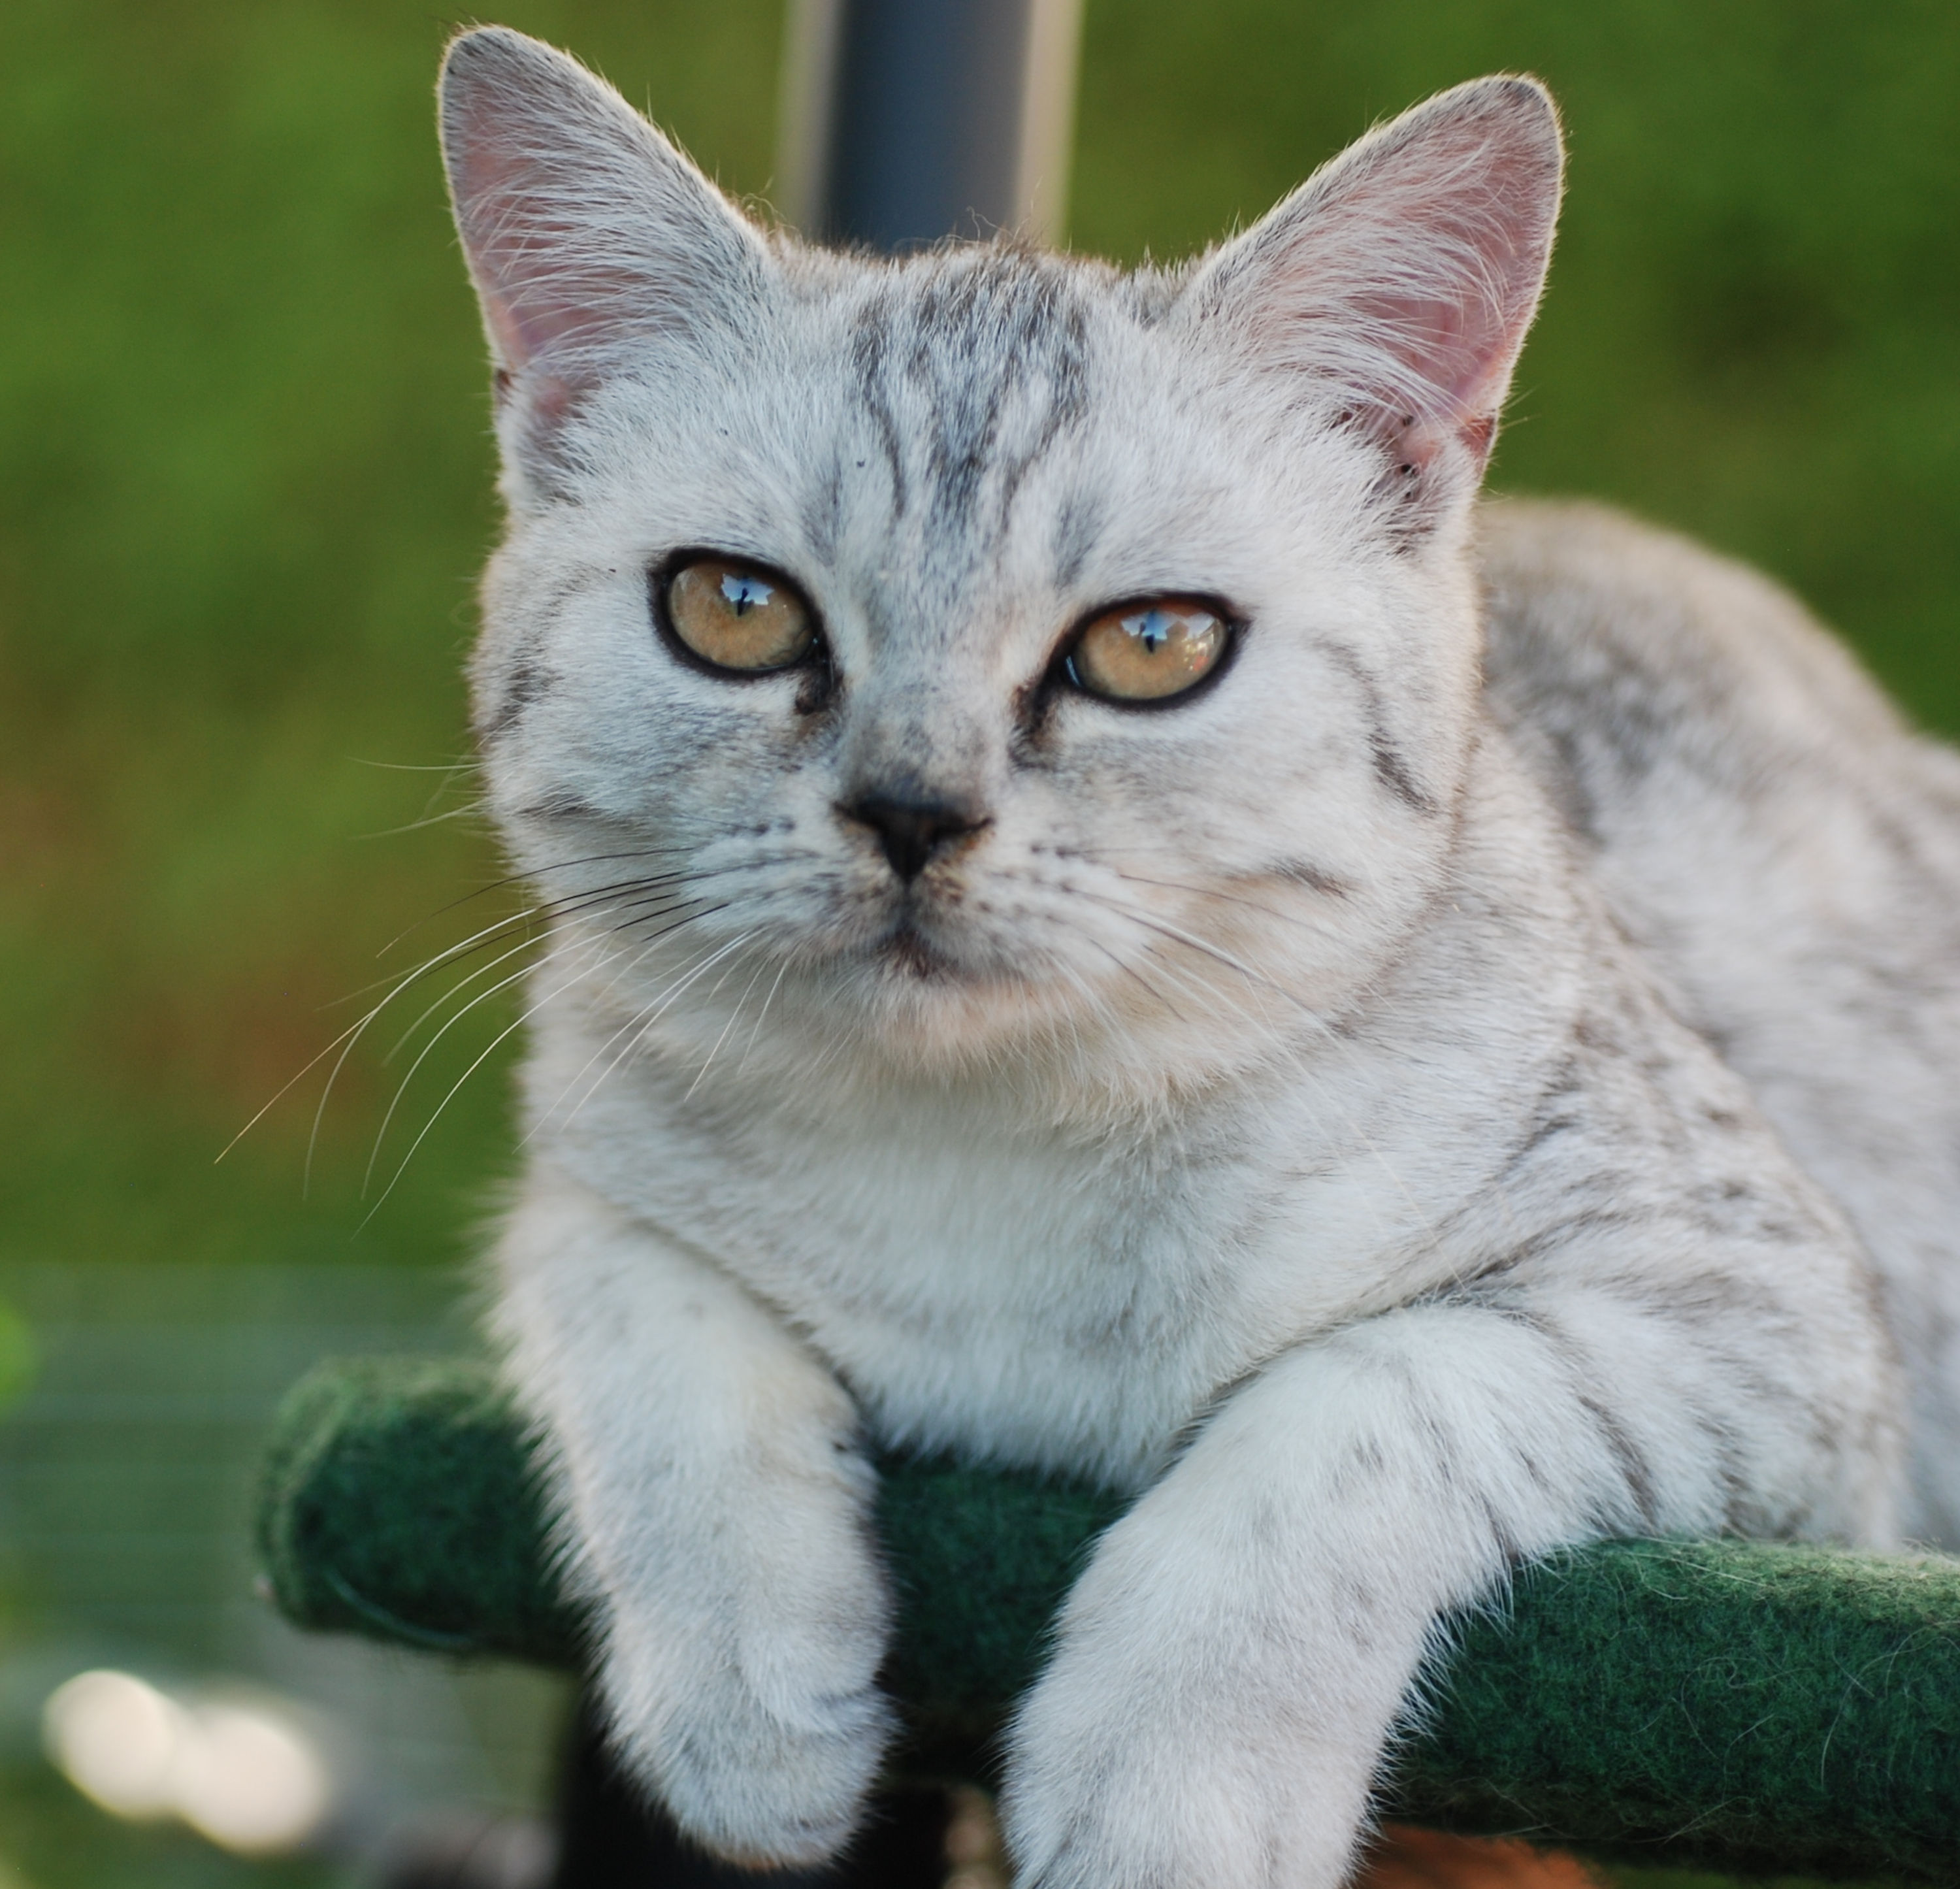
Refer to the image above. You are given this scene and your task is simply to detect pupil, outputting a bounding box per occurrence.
[1133,609,1171,653]
[721,570,771,616]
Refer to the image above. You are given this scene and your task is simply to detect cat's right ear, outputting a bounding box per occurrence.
[438,27,769,465]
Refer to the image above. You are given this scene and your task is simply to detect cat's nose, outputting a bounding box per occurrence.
[841,789,988,883]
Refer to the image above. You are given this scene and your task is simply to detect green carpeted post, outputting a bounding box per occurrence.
[257,1357,1960,1882]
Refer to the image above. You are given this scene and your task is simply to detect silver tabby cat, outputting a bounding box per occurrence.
[439,27,1954,1889]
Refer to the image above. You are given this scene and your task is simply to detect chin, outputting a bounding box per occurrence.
[754,903,1223,1098]
[807,932,1094,1079]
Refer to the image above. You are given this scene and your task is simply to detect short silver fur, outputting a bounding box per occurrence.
[439,29,1940,1886]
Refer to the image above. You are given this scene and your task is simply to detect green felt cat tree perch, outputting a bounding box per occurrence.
[256,1355,1960,1884]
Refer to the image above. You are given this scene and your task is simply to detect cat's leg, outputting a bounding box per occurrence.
[1001,1292,1894,1889]
[491,1167,895,1867]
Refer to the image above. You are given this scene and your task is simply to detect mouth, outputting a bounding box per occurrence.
[873,910,957,979]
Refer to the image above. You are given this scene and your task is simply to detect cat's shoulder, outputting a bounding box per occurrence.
[1473,495,1910,766]
[1467,497,1960,894]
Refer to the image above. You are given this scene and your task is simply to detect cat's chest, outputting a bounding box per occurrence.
[543,996,1510,1479]
[765,1138,1253,1479]
[574,1073,1319,1482]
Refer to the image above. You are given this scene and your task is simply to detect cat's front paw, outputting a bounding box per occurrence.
[615,1626,894,1865]
[1002,1602,1374,1889]
[596,1503,898,1865]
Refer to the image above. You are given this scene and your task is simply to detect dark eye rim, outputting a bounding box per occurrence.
[649,548,830,683]
[1054,591,1245,712]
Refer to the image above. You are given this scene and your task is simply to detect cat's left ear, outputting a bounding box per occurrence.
[438,27,771,462]
[1184,76,1562,534]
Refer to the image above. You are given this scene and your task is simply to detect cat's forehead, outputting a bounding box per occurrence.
[834,248,1096,544]
[574,244,1239,660]
[725,243,1245,653]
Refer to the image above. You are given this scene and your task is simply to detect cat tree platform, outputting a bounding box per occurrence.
[256,1356,1960,1884]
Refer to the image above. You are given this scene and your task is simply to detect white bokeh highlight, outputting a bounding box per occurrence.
[42,1669,333,1856]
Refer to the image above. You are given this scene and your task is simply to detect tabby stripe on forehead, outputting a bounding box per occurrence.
[1049,491,1103,591]
[852,256,1092,549]
[994,295,1090,529]
[800,451,846,565]
[851,302,909,519]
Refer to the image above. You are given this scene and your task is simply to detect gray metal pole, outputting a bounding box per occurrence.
[777,0,1085,250]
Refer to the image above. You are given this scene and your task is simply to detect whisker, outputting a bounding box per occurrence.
[215,1003,391,1168]
[308,911,554,1189]
[522,946,699,1146]
[354,801,488,841]
[303,896,647,1180]
[346,757,475,771]
[527,907,748,1138]
[553,928,762,1135]
[339,886,644,1017]
[382,930,542,1065]
[335,904,546,1007]
[374,845,707,955]
[1041,944,1129,1066]
[1080,931,1192,1027]
[736,955,796,1077]
[231,857,794,1181]
[1069,886,1309,1019]
[493,851,811,945]
[362,944,576,1195]
[1094,864,1330,936]
[360,938,632,1224]
[682,951,772,1103]
[341,855,799,1013]
[606,895,729,942]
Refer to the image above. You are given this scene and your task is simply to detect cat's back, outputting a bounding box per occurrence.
[1477,497,1960,1540]
[1476,495,1960,1003]
[1478,497,1948,815]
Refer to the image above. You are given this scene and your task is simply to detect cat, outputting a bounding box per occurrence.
[436,27,1944,1888]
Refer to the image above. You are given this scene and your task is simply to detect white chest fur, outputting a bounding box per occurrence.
[527,1039,1270,1484]
[514,878,1571,1490]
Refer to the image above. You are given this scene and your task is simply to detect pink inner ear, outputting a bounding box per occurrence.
[1219,78,1563,475]
[1358,290,1522,475]
[1357,180,1551,464]
[439,27,764,408]
[448,135,531,370]
[448,127,632,382]
[1379,296,1512,420]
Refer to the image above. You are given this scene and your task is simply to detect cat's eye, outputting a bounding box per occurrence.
[1065,597,1232,705]
[660,556,818,675]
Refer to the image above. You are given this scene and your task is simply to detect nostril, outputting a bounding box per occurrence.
[842,792,987,883]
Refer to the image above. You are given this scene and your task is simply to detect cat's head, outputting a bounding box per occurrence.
[440,28,1561,1104]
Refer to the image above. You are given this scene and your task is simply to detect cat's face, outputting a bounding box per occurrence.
[443,31,1560,1094]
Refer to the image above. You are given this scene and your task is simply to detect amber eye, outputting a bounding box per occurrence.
[1065,597,1231,704]
[662,557,817,674]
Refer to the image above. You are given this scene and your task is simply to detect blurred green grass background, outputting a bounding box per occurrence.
[2,2,1957,1882]
[4,0,1957,1282]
